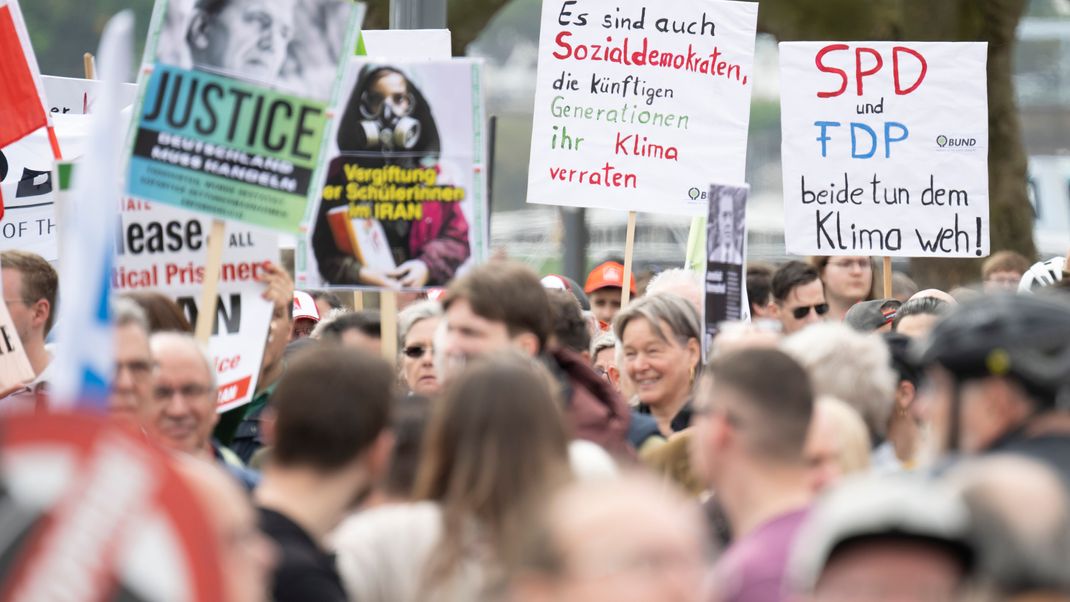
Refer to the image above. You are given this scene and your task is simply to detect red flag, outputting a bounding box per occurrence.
[0,4,47,149]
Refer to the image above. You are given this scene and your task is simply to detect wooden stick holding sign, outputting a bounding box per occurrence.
[194,220,227,344]
[352,291,364,311]
[621,211,638,307]
[83,52,96,80]
[882,257,893,299]
[380,291,398,366]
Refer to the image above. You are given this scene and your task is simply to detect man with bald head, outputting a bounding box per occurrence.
[143,332,257,488]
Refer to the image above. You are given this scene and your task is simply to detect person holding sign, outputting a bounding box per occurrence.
[0,250,57,411]
[311,65,471,289]
[812,256,876,322]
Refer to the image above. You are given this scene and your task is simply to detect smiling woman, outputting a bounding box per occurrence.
[612,294,702,437]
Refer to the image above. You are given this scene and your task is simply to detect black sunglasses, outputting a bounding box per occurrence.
[792,303,830,320]
[403,345,433,359]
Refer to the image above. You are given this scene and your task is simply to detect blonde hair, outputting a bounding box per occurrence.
[814,396,871,475]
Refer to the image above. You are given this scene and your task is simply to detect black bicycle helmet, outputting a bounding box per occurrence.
[916,294,1070,408]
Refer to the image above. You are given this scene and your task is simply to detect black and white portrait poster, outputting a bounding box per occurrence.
[705,182,749,347]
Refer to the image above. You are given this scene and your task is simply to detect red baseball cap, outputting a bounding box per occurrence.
[585,261,636,294]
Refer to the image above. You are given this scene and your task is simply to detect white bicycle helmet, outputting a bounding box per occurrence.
[1018,256,1067,293]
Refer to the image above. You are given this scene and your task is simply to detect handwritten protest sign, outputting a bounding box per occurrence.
[124,0,364,233]
[780,42,989,257]
[526,0,757,216]
[113,200,276,412]
[705,182,748,347]
[298,58,487,290]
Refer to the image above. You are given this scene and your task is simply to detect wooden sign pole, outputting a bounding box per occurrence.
[380,290,398,365]
[882,256,893,299]
[194,220,227,344]
[83,52,96,79]
[352,291,364,311]
[621,211,637,307]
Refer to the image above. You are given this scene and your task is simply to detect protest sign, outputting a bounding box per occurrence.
[114,200,276,412]
[358,29,452,58]
[704,182,748,348]
[123,0,365,233]
[298,58,487,290]
[526,0,757,216]
[0,298,35,403]
[0,413,225,600]
[41,75,138,116]
[779,42,989,257]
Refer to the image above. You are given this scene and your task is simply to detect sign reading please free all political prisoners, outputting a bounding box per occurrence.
[779,42,990,258]
[526,0,758,217]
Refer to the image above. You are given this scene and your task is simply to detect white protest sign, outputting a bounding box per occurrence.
[113,201,277,412]
[41,75,138,116]
[0,300,35,399]
[526,0,757,216]
[779,42,989,257]
[359,29,452,58]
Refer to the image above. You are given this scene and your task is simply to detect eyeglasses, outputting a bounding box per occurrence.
[402,345,433,359]
[792,303,830,320]
[827,259,871,270]
[116,360,154,378]
[153,384,213,401]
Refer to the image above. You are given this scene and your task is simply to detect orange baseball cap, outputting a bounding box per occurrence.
[584,261,636,294]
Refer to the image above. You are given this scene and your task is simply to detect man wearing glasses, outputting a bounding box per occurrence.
[109,298,155,426]
[770,261,828,335]
[0,250,57,412]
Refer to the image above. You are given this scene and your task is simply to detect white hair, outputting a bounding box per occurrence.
[149,331,217,389]
[645,268,703,312]
[781,323,896,439]
[310,307,350,339]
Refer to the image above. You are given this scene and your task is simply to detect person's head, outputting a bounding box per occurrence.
[746,263,776,319]
[691,348,813,491]
[110,298,153,424]
[270,345,394,497]
[883,332,926,428]
[123,291,193,333]
[949,455,1070,598]
[397,301,442,396]
[782,323,897,443]
[510,475,707,602]
[613,294,702,412]
[790,475,974,602]
[188,0,296,82]
[982,250,1031,293]
[893,296,951,339]
[174,457,276,602]
[1,250,58,343]
[547,289,591,357]
[844,298,901,333]
[584,261,634,325]
[812,256,875,305]
[440,261,552,376]
[414,352,572,584]
[916,294,1070,455]
[309,291,344,320]
[144,333,219,457]
[314,310,381,354]
[645,269,703,314]
[290,290,321,340]
[589,331,621,391]
[772,261,827,334]
[804,396,871,493]
[338,65,440,157]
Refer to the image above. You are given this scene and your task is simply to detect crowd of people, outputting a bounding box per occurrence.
[1,244,1070,602]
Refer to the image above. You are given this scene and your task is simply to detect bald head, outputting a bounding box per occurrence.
[512,475,707,602]
[141,333,219,457]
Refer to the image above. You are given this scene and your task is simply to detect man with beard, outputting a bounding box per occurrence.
[255,345,394,601]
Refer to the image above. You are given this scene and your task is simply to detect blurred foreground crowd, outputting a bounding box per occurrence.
[1,246,1070,602]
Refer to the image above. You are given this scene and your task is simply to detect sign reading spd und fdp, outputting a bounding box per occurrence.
[779,42,989,257]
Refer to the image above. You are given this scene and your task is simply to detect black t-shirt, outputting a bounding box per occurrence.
[258,507,348,602]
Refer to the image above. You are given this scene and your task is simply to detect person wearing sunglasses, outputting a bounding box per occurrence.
[397,300,443,397]
[771,261,829,335]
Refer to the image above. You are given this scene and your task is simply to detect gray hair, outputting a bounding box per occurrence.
[311,307,351,340]
[646,268,702,296]
[398,300,443,346]
[590,331,618,358]
[149,331,217,389]
[781,323,896,440]
[113,296,149,332]
[613,293,701,349]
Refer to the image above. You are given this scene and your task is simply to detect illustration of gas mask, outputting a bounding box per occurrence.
[359,80,421,152]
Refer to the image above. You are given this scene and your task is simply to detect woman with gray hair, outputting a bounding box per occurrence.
[398,300,443,397]
[613,294,702,436]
